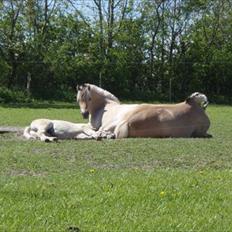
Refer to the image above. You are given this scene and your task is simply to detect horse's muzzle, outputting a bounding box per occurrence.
[82,111,89,119]
[203,101,209,109]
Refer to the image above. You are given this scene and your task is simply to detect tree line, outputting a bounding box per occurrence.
[0,0,232,103]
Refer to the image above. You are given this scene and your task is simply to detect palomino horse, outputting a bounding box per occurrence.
[77,84,211,139]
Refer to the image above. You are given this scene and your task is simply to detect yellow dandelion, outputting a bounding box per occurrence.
[160,191,166,197]
[89,169,95,173]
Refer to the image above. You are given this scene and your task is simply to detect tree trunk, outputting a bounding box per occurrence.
[93,0,105,84]
[8,51,17,88]
[108,0,114,50]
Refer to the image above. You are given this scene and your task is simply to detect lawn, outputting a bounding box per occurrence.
[0,103,232,231]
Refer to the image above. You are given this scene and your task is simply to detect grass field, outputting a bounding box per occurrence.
[0,103,232,231]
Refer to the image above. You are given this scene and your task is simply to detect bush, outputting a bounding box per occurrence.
[0,87,32,103]
[210,95,232,105]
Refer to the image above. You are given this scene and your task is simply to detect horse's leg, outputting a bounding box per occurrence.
[80,127,115,140]
[191,125,212,138]
[72,126,100,140]
[75,127,97,140]
[36,130,57,142]
[75,133,93,140]
[96,130,115,139]
[29,130,42,139]
[33,122,57,142]
[114,121,129,139]
[23,126,37,140]
[192,131,212,138]
[78,122,115,141]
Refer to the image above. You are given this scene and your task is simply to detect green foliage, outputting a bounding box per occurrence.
[0,0,232,102]
[0,87,31,103]
[0,59,10,83]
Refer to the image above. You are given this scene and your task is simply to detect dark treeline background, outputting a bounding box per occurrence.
[0,0,232,103]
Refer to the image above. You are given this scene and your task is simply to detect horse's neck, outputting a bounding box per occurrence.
[90,97,105,114]
[90,108,104,130]
[90,101,118,130]
[89,86,119,129]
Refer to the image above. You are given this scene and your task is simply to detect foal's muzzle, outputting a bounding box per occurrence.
[82,111,89,119]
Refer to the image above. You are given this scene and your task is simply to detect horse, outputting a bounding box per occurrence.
[23,119,94,142]
[76,84,211,139]
[23,119,114,142]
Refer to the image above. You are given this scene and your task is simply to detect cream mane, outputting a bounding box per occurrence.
[89,84,120,103]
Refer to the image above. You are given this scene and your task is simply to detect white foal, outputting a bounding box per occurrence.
[23,119,98,142]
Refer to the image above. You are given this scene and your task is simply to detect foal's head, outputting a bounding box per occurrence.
[76,83,119,119]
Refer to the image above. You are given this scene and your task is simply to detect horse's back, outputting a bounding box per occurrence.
[30,119,53,131]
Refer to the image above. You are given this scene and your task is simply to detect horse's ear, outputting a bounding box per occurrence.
[83,83,90,90]
[76,85,82,91]
[185,96,191,104]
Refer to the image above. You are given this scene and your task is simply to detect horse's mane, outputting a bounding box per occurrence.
[89,84,120,103]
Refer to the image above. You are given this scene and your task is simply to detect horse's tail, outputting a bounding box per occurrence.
[23,126,32,139]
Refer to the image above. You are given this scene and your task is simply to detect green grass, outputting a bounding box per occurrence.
[0,103,232,231]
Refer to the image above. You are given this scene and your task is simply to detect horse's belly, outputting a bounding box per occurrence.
[129,124,193,138]
[53,130,77,139]
[52,121,82,139]
[128,116,193,138]
[129,126,171,138]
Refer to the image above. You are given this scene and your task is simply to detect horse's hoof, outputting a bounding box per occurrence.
[96,136,102,141]
[107,134,115,139]
[206,134,213,138]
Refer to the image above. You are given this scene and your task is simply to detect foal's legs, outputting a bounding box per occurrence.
[74,127,98,140]
[95,130,115,140]
[23,126,56,142]
[75,133,93,139]
[30,121,57,142]
[23,126,37,140]
[80,127,115,140]
[36,130,57,142]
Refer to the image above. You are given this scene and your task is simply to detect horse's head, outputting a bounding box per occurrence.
[77,83,120,119]
[186,92,209,109]
[76,84,92,119]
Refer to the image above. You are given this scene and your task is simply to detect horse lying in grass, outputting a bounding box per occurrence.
[77,84,211,139]
[23,119,113,142]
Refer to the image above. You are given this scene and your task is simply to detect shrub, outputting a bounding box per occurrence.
[0,87,32,103]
